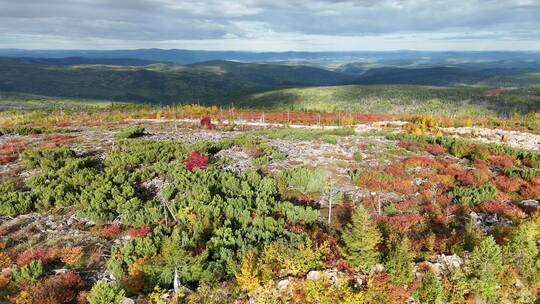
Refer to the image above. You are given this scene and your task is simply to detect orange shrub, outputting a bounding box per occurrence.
[494,176,525,193]
[127,226,152,238]
[520,184,540,199]
[0,252,12,269]
[58,246,84,266]
[488,154,516,168]
[379,213,424,233]
[100,223,122,238]
[478,201,525,219]
[425,144,447,155]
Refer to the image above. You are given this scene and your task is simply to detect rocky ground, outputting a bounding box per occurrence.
[2,119,540,302]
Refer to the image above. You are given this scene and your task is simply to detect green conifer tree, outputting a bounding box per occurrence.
[87,280,125,304]
[466,236,503,304]
[386,237,414,285]
[505,219,540,284]
[414,269,444,304]
[340,205,381,273]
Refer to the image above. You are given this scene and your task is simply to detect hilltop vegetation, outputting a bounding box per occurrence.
[237,84,540,116]
[1,112,540,303]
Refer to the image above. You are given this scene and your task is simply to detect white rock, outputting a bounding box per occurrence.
[123,298,135,304]
[276,279,290,291]
[521,200,539,207]
[306,270,322,281]
[372,263,385,273]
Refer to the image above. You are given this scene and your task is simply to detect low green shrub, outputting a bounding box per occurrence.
[115,125,145,139]
[0,178,33,216]
[278,167,328,194]
[449,185,497,206]
[12,260,44,283]
[504,167,540,179]
[87,280,125,304]
[0,126,66,136]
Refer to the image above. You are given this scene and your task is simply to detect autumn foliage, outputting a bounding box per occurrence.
[200,116,214,129]
[185,151,209,171]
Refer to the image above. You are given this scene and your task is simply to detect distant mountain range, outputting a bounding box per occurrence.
[2,48,540,66]
[0,51,539,106]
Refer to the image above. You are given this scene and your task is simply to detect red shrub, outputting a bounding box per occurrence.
[128,226,152,238]
[456,171,479,186]
[395,199,418,211]
[398,141,419,151]
[494,191,514,203]
[379,213,424,233]
[494,176,525,192]
[390,178,417,195]
[404,156,440,168]
[425,144,447,155]
[440,164,466,177]
[28,272,82,303]
[16,247,56,267]
[200,116,214,129]
[520,184,540,200]
[441,206,461,224]
[296,194,315,204]
[478,200,525,219]
[359,177,391,191]
[531,176,540,186]
[384,162,405,176]
[435,194,452,205]
[0,155,15,164]
[100,223,122,238]
[185,151,209,171]
[488,154,516,168]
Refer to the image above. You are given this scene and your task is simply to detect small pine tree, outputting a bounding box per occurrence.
[414,269,444,304]
[340,205,381,273]
[87,280,125,304]
[386,237,414,285]
[466,236,503,304]
[505,220,540,284]
[453,219,484,254]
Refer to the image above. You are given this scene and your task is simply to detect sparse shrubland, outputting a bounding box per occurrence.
[2,108,540,303]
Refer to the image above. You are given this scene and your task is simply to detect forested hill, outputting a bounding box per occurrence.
[0,58,356,104]
[1,57,539,108]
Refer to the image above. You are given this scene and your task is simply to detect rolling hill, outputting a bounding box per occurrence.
[1,57,539,115]
[236,84,540,116]
[0,58,356,104]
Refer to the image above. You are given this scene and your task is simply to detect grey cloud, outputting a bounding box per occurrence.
[0,0,539,49]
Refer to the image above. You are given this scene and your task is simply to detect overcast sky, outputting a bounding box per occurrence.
[1,0,540,51]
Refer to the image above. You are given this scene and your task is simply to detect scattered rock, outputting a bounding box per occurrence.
[372,263,385,273]
[470,211,512,232]
[521,200,540,207]
[306,270,322,281]
[430,254,462,275]
[442,127,540,151]
[123,298,135,304]
[215,147,254,172]
[276,279,290,292]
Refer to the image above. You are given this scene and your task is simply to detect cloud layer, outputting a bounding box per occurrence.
[1,0,539,50]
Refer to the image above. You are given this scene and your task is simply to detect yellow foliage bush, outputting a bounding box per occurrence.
[236,252,261,296]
